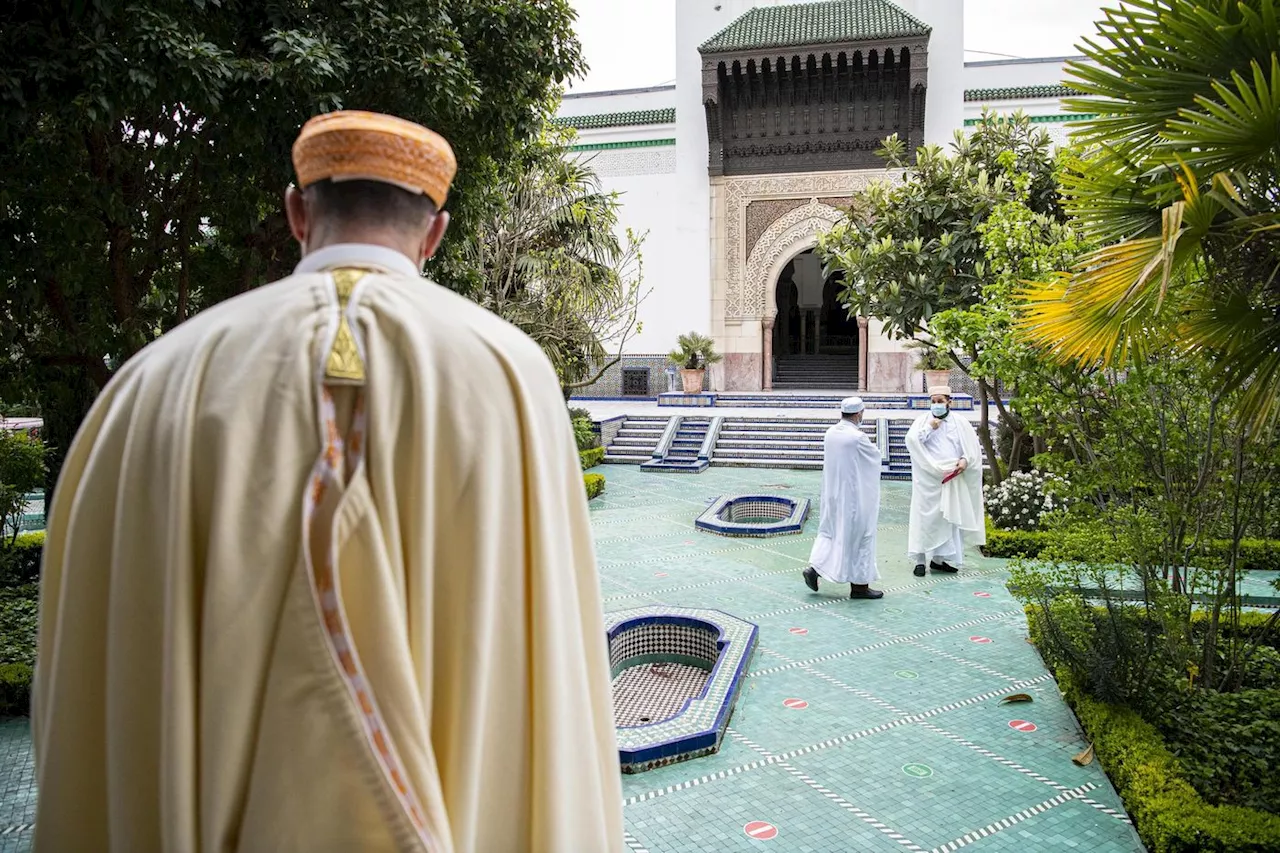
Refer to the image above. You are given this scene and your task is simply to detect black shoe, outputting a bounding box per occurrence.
[850,585,885,599]
[803,567,820,591]
[913,564,926,577]
[930,560,960,574]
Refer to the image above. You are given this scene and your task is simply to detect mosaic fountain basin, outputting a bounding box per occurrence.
[607,606,758,773]
[695,494,810,537]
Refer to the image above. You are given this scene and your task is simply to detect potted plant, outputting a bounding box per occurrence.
[667,332,723,394]
[908,341,953,390]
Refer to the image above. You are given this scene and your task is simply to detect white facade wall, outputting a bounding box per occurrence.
[558,2,1091,375]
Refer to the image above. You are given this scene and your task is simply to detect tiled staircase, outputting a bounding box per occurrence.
[604,414,984,478]
[602,415,668,464]
[641,417,713,473]
[771,354,859,390]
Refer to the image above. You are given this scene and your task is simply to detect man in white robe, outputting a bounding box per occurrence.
[33,111,624,852]
[803,397,884,599]
[905,384,986,577]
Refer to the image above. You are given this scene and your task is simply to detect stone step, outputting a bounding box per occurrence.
[714,457,824,470]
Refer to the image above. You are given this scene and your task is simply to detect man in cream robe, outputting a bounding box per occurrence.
[906,385,986,577]
[33,111,624,852]
[803,397,884,599]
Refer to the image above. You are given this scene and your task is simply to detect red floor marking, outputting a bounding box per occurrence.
[973,591,992,598]
[969,635,993,644]
[782,698,809,710]
[788,627,809,635]
[1009,719,1038,732]
[744,821,778,840]
[654,572,668,578]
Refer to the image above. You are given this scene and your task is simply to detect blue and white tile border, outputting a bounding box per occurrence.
[606,606,758,773]
[695,494,810,537]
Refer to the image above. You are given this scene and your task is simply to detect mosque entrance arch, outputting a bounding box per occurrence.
[743,199,867,391]
[770,250,862,390]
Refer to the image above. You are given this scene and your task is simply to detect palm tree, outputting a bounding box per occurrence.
[1018,0,1280,426]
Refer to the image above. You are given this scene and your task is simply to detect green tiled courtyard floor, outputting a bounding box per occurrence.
[595,465,1146,853]
[0,465,1148,851]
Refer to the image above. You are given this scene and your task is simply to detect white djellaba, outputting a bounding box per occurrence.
[807,396,882,586]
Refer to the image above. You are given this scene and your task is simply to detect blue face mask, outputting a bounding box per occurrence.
[930,402,949,418]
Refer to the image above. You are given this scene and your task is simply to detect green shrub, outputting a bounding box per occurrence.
[1055,666,1280,852]
[0,531,43,587]
[584,473,605,500]
[579,447,604,470]
[981,522,1051,557]
[572,416,597,451]
[0,663,31,717]
[986,521,1280,574]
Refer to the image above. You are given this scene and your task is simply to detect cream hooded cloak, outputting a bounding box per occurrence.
[905,412,986,560]
[33,244,624,853]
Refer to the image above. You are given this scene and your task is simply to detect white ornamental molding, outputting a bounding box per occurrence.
[722,168,892,319]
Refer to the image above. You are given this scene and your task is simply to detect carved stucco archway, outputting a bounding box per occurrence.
[745,199,843,323]
[743,200,865,389]
[713,169,891,392]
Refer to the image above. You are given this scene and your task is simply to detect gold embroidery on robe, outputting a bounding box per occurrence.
[326,268,367,383]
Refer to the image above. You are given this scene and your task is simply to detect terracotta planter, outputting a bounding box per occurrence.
[925,369,952,390]
[680,368,705,394]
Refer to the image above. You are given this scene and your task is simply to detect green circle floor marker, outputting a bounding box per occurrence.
[885,607,904,614]
[895,670,919,679]
[902,763,933,778]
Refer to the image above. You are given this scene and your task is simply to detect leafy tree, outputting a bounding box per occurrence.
[1018,0,1280,427]
[931,170,1090,480]
[464,130,647,398]
[819,112,1065,478]
[0,0,585,491]
[0,431,47,546]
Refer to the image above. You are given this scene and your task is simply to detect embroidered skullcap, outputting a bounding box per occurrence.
[840,396,865,414]
[928,385,953,397]
[292,110,457,208]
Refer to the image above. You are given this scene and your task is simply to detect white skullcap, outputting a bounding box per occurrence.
[927,385,953,397]
[840,396,865,414]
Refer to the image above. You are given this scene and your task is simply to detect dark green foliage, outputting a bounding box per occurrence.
[579,447,604,470]
[1050,663,1280,852]
[0,532,42,587]
[0,664,32,717]
[1164,688,1280,815]
[0,0,586,492]
[0,584,38,668]
[583,473,605,500]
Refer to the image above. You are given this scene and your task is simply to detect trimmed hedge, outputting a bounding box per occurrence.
[579,447,605,470]
[984,523,1280,572]
[0,531,43,587]
[1054,665,1280,852]
[0,663,31,717]
[584,473,605,500]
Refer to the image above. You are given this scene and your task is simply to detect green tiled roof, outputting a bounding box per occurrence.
[553,108,675,130]
[964,85,1074,102]
[699,0,930,53]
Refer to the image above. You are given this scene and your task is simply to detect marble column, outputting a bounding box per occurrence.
[857,316,869,391]
[763,318,775,390]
